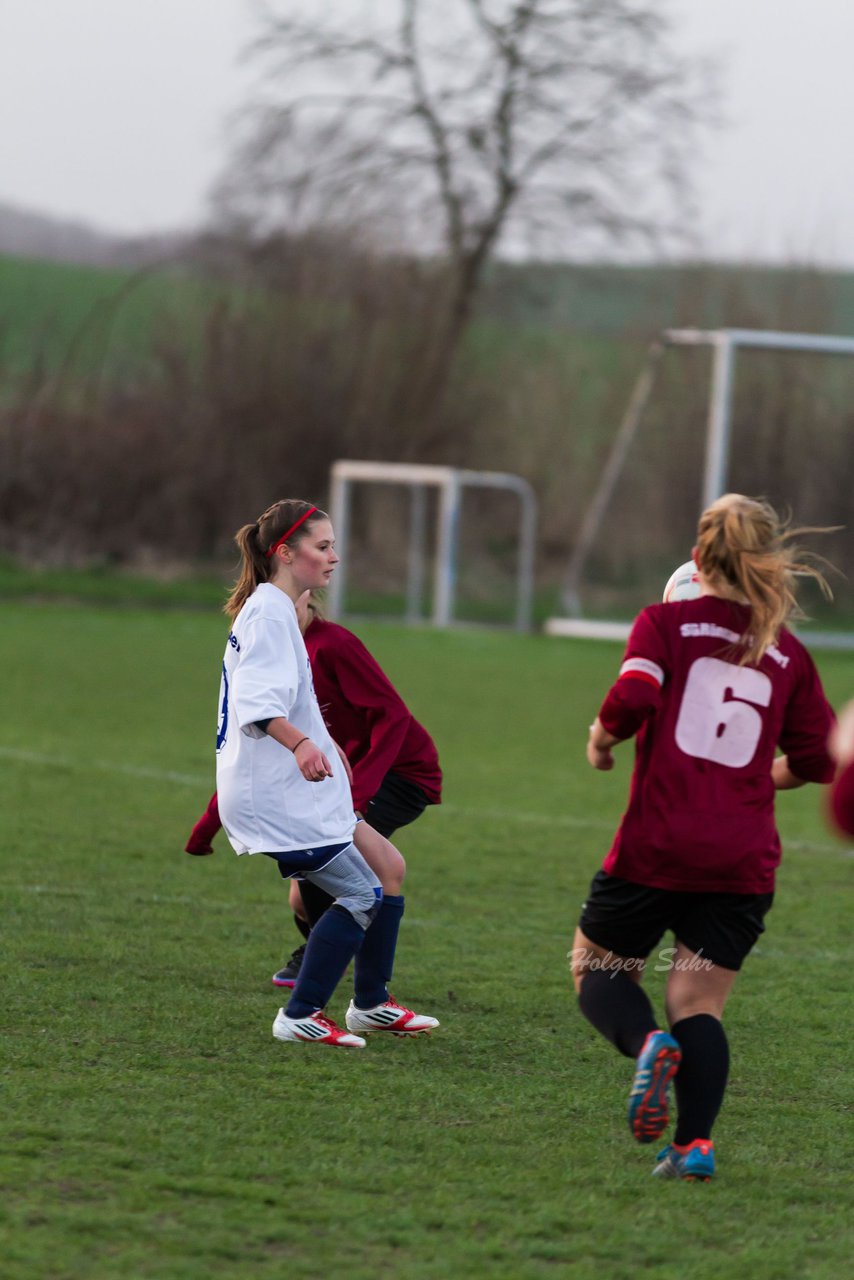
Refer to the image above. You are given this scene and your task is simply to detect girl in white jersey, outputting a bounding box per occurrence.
[217,498,439,1048]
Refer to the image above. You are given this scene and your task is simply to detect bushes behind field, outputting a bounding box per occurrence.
[0,235,506,565]
[0,238,852,611]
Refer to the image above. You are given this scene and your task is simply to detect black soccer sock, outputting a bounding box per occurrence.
[298,879,335,927]
[293,912,311,942]
[578,968,659,1059]
[670,1013,730,1145]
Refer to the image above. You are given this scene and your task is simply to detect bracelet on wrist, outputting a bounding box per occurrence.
[292,737,309,753]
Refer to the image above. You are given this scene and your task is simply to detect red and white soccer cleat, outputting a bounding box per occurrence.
[344,997,439,1037]
[272,1008,366,1048]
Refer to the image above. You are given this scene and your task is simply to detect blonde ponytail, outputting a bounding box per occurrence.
[695,494,833,663]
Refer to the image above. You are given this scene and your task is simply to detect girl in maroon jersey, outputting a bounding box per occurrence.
[572,494,836,1181]
[186,595,442,985]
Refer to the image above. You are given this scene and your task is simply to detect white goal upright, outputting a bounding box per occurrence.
[549,326,854,649]
[327,459,538,630]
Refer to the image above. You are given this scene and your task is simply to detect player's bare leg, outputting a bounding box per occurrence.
[653,943,738,1179]
[572,928,680,1144]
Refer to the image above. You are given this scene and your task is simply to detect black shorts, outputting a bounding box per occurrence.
[364,772,434,839]
[578,869,774,972]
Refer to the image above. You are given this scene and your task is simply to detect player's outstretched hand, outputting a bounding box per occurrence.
[587,741,615,770]
[294,738,333,782]
[184,837,214,856]
[829,698,854,770]
[587,718,617,770]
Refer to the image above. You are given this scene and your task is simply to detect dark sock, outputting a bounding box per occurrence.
[670,1013,729,1145]
[578,968,658,1059]
[354,894,405,1009]
[298,880,335,928]
[293,913,311,942]
[286,905,365,1018]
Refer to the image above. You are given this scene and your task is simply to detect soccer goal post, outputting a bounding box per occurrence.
[549,326,854,649]
[327,459,538,630]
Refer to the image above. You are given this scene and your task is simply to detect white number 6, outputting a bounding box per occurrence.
[675,656,771,768]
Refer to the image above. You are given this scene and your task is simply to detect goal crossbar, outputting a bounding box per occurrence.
[327,459,538,630]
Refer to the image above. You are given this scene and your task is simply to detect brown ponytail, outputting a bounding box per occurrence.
[695,493,833,663]
[224,499,327,621]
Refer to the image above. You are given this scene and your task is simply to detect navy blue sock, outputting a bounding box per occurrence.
[578,968,659,1059]
[286,905,365,1018]
[671,1014,730,1144]
[354,894,404,1009]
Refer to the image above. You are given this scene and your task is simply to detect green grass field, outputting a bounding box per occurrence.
[0,256,218,388]
[2,600,853,1279]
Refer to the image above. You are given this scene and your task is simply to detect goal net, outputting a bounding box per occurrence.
[548,328,854,649]
[326,460,538,630]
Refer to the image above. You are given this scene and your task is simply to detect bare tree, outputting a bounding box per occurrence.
[216,0,714,414]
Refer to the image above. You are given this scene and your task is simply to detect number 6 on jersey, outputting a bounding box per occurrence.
[675,657,772,768]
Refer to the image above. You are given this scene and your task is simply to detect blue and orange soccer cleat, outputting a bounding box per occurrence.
[628,1029,682,1143]
[652,1139,716,1181]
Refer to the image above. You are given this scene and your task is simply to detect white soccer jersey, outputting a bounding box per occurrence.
[215,583,356,855]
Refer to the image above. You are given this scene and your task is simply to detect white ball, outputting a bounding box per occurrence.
[663,560,701,602]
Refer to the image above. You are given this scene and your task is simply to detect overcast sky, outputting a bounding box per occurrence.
[1,0,851,267]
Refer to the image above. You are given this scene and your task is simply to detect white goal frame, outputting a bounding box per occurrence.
[549,326,854,649]
[327,459,538,630]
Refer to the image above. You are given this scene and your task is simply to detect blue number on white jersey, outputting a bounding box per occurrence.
[216,663,229,753]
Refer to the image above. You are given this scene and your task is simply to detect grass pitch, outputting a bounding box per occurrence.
[2,601,852,1279]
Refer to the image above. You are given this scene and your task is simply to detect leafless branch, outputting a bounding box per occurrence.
[215,0,717,387]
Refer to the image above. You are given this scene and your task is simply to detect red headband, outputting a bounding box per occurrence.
[265,506,318,560]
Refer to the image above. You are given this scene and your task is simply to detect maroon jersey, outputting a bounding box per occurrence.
[597,596,834,894]
[304,618,442,814]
